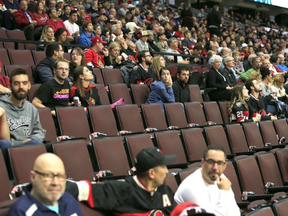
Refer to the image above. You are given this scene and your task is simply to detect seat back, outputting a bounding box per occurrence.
[204,125,231,155]
[88,105,118,136]
[164,103,188,128]
[7,49,34,66]
[6,30,25,49]
[189,85,203,103]
[185,102,207,126]
[181,128,207,162]
[109,84,132,104]
[245,207,274,216]
[116,105,144,132]
[0,150,12,202]
[259,121,279,145]
[203,102,223,124]
[95,84,110,105]
[141,104,168,130]
[188,70,200,85]
[28,84,41,101]
[218,101,230,124]
[242,122,265,148]
[225,124,249,153]
[92,68,104,84]
[165,174,178,193]
[178,167,199,182]
[56,107,91,140]
[38,108,57,143]
[5,65,34,85]
[0,49,10,65]
[167,65,178,80]
[92,137,130,177]
[130,84,150,106]
[102,69,124,85]
[155,131,187,167]
[274,148,288,183]
[53,140,95,181]
[9,145,47,184]
[272,197,288,216]
[32,50,46,65]
[274,119,288,144]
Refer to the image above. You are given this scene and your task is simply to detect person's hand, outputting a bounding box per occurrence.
[66,36,74,42]
[270,92,276,98]
[194,57,200,62]
[22,138,31,143]
[252,115,261,122]
[217,176,231,191]
[271,115,277,120]
[115,56,122,64]
[51,110,56,116]
[226,86,233,90]
[0,107,6,118]
[165,76,173,87]
[102,48,109,56]
[73,31,80,36]
[31,20,37,26]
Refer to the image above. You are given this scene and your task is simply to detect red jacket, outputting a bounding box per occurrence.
[14,10,35,30]
[45,19,71,36]
[33,13,49,27]
[84,48,105,69]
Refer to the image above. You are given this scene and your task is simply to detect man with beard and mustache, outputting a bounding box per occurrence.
[0,69,45,159]
[174,145,240,216]
[172,66,190,103]
[7,153,83,216]
[130,50,157,85]
[32,59,71,117]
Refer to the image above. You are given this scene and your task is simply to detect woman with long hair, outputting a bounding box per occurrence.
[54,28,69,52]
[271,74,288,103]
[150,55,166,79]
[68,47,89,83]
[36,25,54,51]
[104,42,122,68]
[228,84,260,122]
[33,1,49,27]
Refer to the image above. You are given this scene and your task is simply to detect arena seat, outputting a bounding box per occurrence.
[5,65,34,84]
[130,84,150,106]
[28,84,41,101]
[274,119,288,145]
[141,104,168,131]
[189,85,203,103]
[203,101,223,124]
[0,150,12,203]
[7,49,35,66]
[164,103,189,128]
[102,69,124,85]
[218,101,230,124]
[31,50,46,65]
[38,107,58,143]
[184,102,207,126]
[109,84,132,104]
[5,30,25,50]
[95,84,111,105]
[92,68,104,84]
[0,48,11,65]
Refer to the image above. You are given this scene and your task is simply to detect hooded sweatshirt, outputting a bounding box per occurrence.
[0,95,46,145]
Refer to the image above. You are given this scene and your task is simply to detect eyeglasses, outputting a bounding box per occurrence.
[204,159,226,166]
[71,53,81,56]
[34,170,67,182]
[56,67,69,71]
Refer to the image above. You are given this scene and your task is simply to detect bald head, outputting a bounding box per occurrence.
[33,153,65,173]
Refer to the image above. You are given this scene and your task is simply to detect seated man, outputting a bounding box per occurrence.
[174,145,240,216]
[85,36,108,69]
[0,69,45,157]
[32,59,71,117]
[172,66,190,103]
[166,37,190,64]
[7,153,83,215]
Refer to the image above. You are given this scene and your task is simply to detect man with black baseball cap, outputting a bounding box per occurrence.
[66,147,177,215]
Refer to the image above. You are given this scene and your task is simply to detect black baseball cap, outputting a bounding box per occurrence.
[135,147,176,173]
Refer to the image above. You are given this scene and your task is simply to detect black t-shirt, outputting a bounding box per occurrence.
[70,84,102,107]
[35,79,70,109]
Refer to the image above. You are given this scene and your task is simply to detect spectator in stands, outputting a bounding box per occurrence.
[243,53,256,72]
[147,30,160,52]
[64,10,80,38]
[206,55,233,101]
[7,153,83,216]
[207,5,221,37]
[36,42,64,83]
[130,50,157,85]
[159,9,169,22]
[240,56,261,81]
[36,25,55,51]
[182,31,193,50]
[180,3,193,30]
[135,31,149,52]
[151,23,159,43]
[0,0,13,30]
[3,0,19,27]
[14,0,40,40]
[32,59,71,117]
[118,2,128,16]
[103,42,123,69]
[46,8,73,41]
[156,32,168,52]
[232,51,245,75]
[163,21,173,39]
[190,44,203,65]
[271,55,287,77]
[33,1,49,27]
[172,66,190,103]
[240,43,249,58]
[150,55,166,79]
[146,67,174,111]
[174,145,240,216]
[228,84,261,122]
[0,69,45,155]
[277,54,288,72]
[0,60,10,93]
[61,4,70,21]
[85,36,108,69]
[54,27,69,52]
[221,55,237,87]
[166,37,190,64]
[111,23,123,41]
[272,74,288,104]
[68,47,87,83]
[87,0,97,14]
[79,21,95,47]
[70,66,102,107]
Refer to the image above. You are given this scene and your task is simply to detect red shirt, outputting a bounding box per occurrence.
[45,19,71,36]
[84,48,105,69]
[33,13,49,27]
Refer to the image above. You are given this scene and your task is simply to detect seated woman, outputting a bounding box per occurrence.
[206,55,233,101]
[228,84,260,122]
[150,55,166,80]
[54,28,69,53]
[146,67,175,111]
[36,25,55,51]
[104,42,122,69]
[271,74,288,104]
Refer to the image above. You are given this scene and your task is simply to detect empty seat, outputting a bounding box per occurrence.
[141,104,168,130]
[272,197,288,216]
[274,148,288,183]
[188,70,200,85]
[245,207,274,216]
[189,85,203,103]
[102,69,124,85]
[38,108,57,143]
[225,124,250,154]
[109,84,132,104]
[5,30,25,49]
[28,84,41,101]
[203,102,223,124]
[218,101,230,124]
[165,174,178,193]
[181,128,207,163]
[0,48,11,65]
[130,84,150,106]
[92,68,104,84]
[8,145,47,184]
[92,137,130,177]
[56,107,91,140]
[116,105,145,133]
[52,140,95,181]
[31,50,46,65]
[155,130,187,167]
[185,102,207,126]
[88,105,119,136]
[258,121,279,146]
[94,84,110,105]
[242,122,266,149]
[192,65,203,73]
[273,119,288,144]
[5,65,34,84]
[8,49,35,66]
[164,103,189,128]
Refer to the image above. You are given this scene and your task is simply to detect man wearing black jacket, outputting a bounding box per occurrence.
[172,66,190,103]
[207,5,221,37]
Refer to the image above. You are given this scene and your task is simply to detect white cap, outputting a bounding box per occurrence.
[126,22,140,32]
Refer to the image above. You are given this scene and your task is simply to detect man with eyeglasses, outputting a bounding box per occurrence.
[33,59,71,117]
[7,153,83,215]
[174,145,240,216]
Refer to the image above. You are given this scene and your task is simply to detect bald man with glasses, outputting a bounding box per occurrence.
[7,153,83,216]
[174,145,240,216]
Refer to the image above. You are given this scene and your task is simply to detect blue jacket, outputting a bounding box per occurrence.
[7,184,84,216]
[277,64,288,72]
[146,81,175,110]
[79,31,95,47]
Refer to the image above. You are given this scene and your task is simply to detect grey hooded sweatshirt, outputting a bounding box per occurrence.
[0,95,46,146]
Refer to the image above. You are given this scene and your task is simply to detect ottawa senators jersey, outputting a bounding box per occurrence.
[230,101,252,122]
